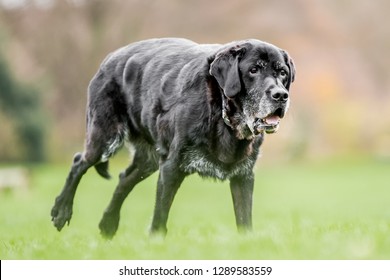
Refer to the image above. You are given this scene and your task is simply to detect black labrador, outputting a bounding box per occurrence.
[51,38,295,238]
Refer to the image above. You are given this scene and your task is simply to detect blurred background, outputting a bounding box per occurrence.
[0,0,389,163]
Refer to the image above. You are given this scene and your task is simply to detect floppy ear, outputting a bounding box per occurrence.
[210,46,245,98]
[281,49,296,90]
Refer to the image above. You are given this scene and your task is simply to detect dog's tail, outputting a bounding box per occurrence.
[95,161,111,179]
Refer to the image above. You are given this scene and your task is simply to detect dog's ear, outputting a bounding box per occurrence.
[281,49,296,90]
[210,46,245,98]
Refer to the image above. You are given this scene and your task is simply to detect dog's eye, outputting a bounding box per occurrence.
[249,67,258,74]
[279,70,287,77]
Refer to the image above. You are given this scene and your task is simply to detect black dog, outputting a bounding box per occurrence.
[51,38,295,238]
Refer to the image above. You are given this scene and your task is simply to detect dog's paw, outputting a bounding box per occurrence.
[99,211,120,239]
[51,199,73,231]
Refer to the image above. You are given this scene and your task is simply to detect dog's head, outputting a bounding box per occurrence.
[210,40,296,139]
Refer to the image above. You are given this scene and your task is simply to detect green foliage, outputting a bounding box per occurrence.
[0,54,46,162]
[0,158,389,259]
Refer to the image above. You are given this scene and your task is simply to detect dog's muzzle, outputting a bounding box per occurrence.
[253,116,280,134]
[253,107,285,135]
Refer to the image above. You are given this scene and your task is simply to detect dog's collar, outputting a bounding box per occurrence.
[222,97,233,128]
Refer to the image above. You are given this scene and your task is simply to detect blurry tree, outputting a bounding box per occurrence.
[0,52,46,162]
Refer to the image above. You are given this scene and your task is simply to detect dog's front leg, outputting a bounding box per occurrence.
[230,173,254,232]
[150,160,185,235]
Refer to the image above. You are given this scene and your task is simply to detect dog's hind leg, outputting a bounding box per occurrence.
[99,149,158,239]
[51,151,99,231]
[51,73,127,231]
[51,120,124,231]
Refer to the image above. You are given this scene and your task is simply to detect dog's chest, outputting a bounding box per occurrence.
[180,149,256,180]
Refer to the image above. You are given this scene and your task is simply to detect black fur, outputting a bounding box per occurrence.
[51,38,295,238]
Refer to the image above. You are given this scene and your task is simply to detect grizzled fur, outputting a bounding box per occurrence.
[51,38,295,238]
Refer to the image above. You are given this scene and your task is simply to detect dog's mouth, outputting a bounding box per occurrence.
[253,108,284,135]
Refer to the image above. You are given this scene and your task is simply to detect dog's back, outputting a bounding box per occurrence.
[87,38,218,158]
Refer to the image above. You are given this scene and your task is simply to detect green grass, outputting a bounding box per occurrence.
[1,157,390,259]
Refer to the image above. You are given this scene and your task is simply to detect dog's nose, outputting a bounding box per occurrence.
[271,90,289,103]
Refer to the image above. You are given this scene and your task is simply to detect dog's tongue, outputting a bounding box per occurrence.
[264,115,280,125]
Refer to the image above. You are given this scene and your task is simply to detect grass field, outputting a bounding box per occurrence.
[1,156,389,259]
